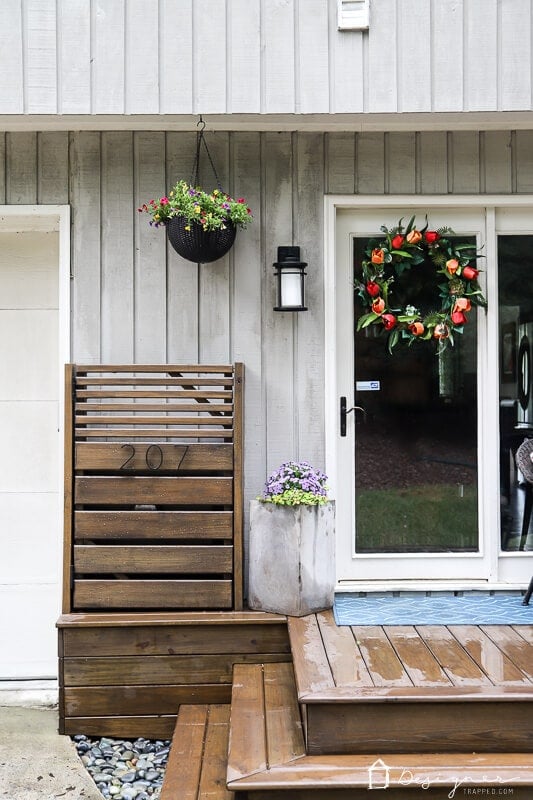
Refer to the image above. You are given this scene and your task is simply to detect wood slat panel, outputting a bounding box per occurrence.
[57,611,287,627]
[75,416,233,426]
[76,403,233,413]
[76,365,233,373]
[76,390,233,399]
[75,377,234,386]
[73,579,233,609]
[75,428,233,438]
[61,623,291,657]
[63,653,289,686]
[73,545,233,574]
[64,684,230,716]
[63,716,176,739]
[74,511,234,540]
[75,476,233,505]
[76,443,233,471]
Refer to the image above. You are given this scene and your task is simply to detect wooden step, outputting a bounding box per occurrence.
[225,663,533,798]
[161,704,234,800]
[288,612,533,754]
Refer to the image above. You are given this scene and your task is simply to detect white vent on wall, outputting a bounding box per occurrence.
[338,0,369,30]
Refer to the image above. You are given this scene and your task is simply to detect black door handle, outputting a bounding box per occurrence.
[340,396,367,436]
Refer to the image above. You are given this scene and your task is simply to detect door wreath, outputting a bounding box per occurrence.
[355,216,487,352]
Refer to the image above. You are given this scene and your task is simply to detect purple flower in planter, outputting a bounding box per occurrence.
[260,460,329,506]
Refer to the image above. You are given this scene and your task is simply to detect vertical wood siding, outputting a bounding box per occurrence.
[0,128,529,548]
[1,0,532,116]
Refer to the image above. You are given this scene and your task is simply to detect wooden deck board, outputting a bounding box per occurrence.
[351,626,412,686]
[315,611,373,687]
[416,625,493,686]
[449,624,530,684]
[481,625,533,681]
[287,616,335,695]
[384,626,452,686]
[263,662,306,767]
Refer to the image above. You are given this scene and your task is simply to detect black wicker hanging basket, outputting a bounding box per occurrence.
[166,216,237,264]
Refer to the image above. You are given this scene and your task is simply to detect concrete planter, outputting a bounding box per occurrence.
[248,500,335,617]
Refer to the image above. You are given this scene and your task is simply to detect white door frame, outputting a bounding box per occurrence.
[324,194,533,591]
[0,204,70,680]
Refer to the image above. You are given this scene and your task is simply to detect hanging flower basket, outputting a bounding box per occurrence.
[166,216,237,264]
[137,119,252,264]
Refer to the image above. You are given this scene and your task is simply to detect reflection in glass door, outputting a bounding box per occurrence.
[353,237,479,556]
[499,235,533,553]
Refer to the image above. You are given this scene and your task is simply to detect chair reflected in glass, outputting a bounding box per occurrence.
[515,438,533,605]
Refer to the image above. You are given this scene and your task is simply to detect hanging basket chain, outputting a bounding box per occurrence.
[190,116,223,192]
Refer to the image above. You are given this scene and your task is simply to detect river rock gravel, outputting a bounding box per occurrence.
[73,735,170,799]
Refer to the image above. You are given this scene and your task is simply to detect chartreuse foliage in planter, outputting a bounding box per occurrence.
[259,461,329,506]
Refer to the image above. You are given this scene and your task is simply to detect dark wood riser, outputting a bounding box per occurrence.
[305,700,533,754]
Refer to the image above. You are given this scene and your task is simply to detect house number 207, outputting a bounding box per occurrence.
[119,444,189,471]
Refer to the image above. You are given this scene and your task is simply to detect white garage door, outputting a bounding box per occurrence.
[0,230,61,678]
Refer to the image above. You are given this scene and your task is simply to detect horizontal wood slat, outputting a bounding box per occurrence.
[64,685,231,716]
[75,443,233,472]
[75,416,233,427]
[76,404,233,413]
[75,476,233,505]
[76,365,233,373]
[63,653,290,686]
[75,428,234,438]
[74,545,233,573]
[76,390,233,399]
[62,716,177,739]
[73,579,233,609]
[75,377,234,386]
[61,622,290,657]
[74,511,234,540]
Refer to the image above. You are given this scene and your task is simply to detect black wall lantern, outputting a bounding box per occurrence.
[273,246,308,312]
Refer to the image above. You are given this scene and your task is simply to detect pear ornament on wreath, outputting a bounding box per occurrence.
[355,215,487,353]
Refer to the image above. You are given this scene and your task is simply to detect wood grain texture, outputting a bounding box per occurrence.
[74,476,233,505]
[63,652,289,687]
[73,545,233,574]
[73,579,233,610]
[63,715,176,739]
[61,622,290,657]
[227,663,267,782]
[75,443,233,472]
[74,510,234,540]
[64,684,230,716]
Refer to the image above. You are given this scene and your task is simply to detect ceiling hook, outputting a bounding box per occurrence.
[197,115,206,133]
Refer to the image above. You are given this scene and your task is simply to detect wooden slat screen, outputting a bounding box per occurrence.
[63,364,244,612]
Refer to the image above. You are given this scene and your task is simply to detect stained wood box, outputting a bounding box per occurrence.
[57,611,290,738]
[62,364,244,612]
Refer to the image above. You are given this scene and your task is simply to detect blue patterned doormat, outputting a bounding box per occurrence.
[333,593,533,625]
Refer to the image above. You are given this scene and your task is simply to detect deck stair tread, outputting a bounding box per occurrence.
[287,612,533,755]
[224,663,533,794]
[289,611,533,700]
[160,661,533,798]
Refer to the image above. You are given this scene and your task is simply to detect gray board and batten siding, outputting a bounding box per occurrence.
[1,0,533,118]
[2,128,533,567]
